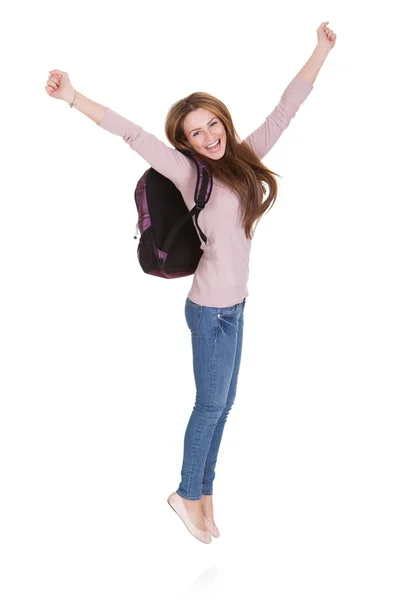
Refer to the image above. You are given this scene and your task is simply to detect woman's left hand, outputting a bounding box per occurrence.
[317,21,337,52]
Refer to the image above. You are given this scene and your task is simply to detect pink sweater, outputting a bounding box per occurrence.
[97,75,313,308]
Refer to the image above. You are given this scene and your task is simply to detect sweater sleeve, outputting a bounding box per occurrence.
[97,107,194,189]
[243,75,314,160]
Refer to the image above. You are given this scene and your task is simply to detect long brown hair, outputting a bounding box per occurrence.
[164,91,281,240]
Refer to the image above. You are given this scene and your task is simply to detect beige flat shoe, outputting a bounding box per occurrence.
[204,517,220,538]
[167,492,212,544]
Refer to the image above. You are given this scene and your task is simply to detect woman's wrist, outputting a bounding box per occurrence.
[61,89,107,124]
[315,42,331,58]
[64,88,77,105]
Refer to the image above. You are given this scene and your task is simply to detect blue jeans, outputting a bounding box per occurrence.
[176,296,246,500]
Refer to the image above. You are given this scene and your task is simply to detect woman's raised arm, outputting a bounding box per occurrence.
[45,69,194,189]
[45,69,106,124]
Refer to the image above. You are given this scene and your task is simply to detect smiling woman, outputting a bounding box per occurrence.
[164,87,306,240]
[183,110,226,158]
[45,25,333,543]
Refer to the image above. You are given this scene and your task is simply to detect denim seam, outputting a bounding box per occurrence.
[186,316,218,499]
[205,320,219,497]
[203,312,239,494]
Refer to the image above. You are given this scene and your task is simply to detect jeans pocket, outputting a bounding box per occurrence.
[217,303,239,317]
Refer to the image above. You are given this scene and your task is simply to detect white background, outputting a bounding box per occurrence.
[1,0,399,598]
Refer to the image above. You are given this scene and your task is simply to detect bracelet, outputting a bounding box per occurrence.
[69,89,77,108]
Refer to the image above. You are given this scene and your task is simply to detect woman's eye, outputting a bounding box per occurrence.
[193,121,218,138]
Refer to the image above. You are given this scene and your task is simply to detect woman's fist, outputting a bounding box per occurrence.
[317,22,337,52]
[45,70,74,103]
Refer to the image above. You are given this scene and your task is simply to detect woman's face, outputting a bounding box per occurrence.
[183,107,227,159]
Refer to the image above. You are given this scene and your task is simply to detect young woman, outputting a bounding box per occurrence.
[45,22,336,545]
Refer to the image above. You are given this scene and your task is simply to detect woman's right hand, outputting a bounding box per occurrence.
[45,69,74,103]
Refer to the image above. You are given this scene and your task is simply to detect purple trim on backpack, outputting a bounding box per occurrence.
[150,268,194,279]
[190,154,212,204]
[136,169,151,232]
[157,248,167,261]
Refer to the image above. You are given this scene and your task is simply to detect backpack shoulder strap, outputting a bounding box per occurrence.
[178,150,213,209]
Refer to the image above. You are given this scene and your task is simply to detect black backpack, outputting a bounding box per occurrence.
[133,150,213,278]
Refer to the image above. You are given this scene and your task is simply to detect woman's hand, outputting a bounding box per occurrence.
[317,21,337,52]
[45,69,74,102]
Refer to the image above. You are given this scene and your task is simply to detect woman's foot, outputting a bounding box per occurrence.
[179,496,208,531]
[201,494,220,538]
[200,494,215,524]
[167,492,212,544]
